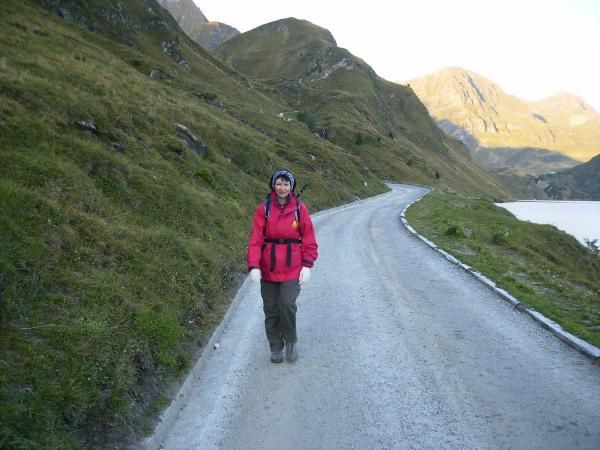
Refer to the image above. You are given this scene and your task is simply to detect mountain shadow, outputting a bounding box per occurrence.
[438,120,580,175]
[492,153,600,200]
[537,153,600,200]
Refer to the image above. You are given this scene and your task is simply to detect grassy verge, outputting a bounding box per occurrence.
[406,190,600,348]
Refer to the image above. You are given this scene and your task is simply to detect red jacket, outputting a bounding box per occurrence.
[247,192,318,282]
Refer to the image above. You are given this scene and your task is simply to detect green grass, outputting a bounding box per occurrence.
[406,190,600,348]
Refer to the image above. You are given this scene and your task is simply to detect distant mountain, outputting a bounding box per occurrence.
[537,153,600,200]
[190,20,239,52]
[408,67,600,174]
[158,0,208,27]
[215,19,509,197]
[158,0,239,52]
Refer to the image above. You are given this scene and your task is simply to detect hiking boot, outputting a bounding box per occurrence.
[270,350,283,363]
[285,341,297,362]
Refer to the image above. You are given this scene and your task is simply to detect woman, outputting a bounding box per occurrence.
[247,169,318,363]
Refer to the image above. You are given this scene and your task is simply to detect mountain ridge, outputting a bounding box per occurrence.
[216,19,509,198]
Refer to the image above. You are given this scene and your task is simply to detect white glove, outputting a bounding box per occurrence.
[249,268,261,284]
[299,267,311,286]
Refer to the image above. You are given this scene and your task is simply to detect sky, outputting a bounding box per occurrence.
[193,0,600,112]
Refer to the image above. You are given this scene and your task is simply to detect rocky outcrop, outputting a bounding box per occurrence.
[307,47,357,80]
[75,120,98,134]
[38,0,175,37]
[174,123,207,156]
[161,40,190,71]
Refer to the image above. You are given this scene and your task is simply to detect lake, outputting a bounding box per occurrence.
[496,201,600,246]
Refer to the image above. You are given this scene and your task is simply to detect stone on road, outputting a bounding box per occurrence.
[152,185,600,449]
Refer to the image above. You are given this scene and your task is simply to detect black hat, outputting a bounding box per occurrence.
[270,169,296,191]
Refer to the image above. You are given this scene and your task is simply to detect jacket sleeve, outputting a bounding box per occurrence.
[299,203,318,268]
[247,203,266,271]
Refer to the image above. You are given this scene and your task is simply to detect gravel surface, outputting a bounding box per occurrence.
[151,185,600,450]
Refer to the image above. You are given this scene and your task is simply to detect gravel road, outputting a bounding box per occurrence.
[152,184,600,449]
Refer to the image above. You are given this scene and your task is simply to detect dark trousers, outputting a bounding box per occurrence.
[260,280,300,351]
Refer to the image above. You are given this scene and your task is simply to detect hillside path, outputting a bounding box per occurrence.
[152,184,600,449]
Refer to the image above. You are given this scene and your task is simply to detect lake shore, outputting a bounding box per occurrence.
[497,200,600,246]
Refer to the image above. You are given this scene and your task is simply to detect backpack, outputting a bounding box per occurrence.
[262,192,305,272]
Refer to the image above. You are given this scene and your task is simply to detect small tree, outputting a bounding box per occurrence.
[297,111,316,131]
[584,238,600,254]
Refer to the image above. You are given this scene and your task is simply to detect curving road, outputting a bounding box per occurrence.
[150,184,600,450]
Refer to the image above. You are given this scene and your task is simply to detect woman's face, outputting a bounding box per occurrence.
[274,177,291,200]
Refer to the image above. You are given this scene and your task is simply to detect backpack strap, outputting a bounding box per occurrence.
[263,193,272,238]
[294,194,302,235]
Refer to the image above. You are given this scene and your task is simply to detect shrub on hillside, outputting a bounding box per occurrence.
[195,167,215,187]
[444,222,465,237]
[491,228,510,245]
[296,111,316,131]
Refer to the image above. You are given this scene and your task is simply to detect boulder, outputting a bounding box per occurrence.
[174,123,207,156]
[75,120,98,134]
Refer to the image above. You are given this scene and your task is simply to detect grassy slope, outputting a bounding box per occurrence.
[0,2,391,447]
[406,191,600,348]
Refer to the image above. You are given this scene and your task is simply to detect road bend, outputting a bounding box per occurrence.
[154,184,600,449]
